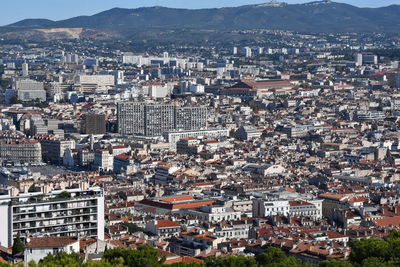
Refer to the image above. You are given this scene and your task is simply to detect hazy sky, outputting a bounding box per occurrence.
[1,0,398,26]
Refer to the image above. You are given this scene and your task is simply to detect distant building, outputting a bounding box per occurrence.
[355,53,378,66]
[117,102,208,136]
[21,63,29,77]
[164,128,230,146]
[388,72,400,88]
[35,135,75,164]
[233,47,238,55]
[244,47,252,58]
[81,113,106,135]
[15,79,46,102]
[93,149,113,171]
[0,139,42,165]
[235,126,263,141]
[221,80,293,99]
[74,75,115,92]
[135,195,215,215]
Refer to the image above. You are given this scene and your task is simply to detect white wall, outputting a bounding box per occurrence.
[0,205,11,247]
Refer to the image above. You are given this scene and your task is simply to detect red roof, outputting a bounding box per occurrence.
[156,220,180,228]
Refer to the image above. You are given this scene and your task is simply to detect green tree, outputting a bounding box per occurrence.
[38,252,83,267]
[103,245,165,267]
[122,222,144,234]
[256,247,301,267]
[319,259,353,267]
[360,257,396,267]
[350,238,390,264]
[256,247,286,265]
[12,236,25,256]
[205,255,257,267]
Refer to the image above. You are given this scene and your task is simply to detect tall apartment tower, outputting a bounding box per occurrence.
[117,102,145,135]
[175,106,208,131]
[145,104,176,136]
[244,47,252,58]
[355,53,363,66]
[233,47,238,55]
[117,102,208,136]
[22,63,29,77]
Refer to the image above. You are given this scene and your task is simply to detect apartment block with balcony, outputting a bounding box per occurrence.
[0,187,104,247]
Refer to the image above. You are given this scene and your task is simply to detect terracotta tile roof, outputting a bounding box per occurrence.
[289,200,313,207]
[159,196,194,202]
[26,237,78,249]
[156,220,180,228]
[373,216,400,227]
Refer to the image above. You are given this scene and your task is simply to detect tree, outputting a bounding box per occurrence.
[122,222,144,234]
[256,247,301,267]
[360,257,396,267]
[205,255,257,267]
[38,252,83,267]
[319,259,353,267]
[12,237,25,256]
[349,238,391,264]
[103,245,165,267]
[256,247,286,265]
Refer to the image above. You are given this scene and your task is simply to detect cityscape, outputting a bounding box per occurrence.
[0,0,400,266]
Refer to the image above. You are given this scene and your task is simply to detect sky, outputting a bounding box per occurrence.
[1,0,399,26]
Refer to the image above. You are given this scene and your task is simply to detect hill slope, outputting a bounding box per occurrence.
[4,1,400,41]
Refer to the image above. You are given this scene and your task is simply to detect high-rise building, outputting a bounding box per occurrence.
[81,113,106,135]
[0,186,104,247]
[22,63,29,77]
[233,47,238,55]
[175,106,208,131]
[355,53,378,66]
[244,47,252,58]
[388,72,400,88]
[145,104,176,136]
[117,102,208,136]
[117,102,146,135]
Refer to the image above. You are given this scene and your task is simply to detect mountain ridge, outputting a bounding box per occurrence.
[3,1,400,41]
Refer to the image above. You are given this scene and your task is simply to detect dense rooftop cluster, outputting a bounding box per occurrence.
[0,29,399,266]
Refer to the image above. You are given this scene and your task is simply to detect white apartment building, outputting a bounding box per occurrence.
[93,149,113,171]
[182,205,241,223]
[253,199,322,219]
[252,199,290,217]
[0,187,104,247]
